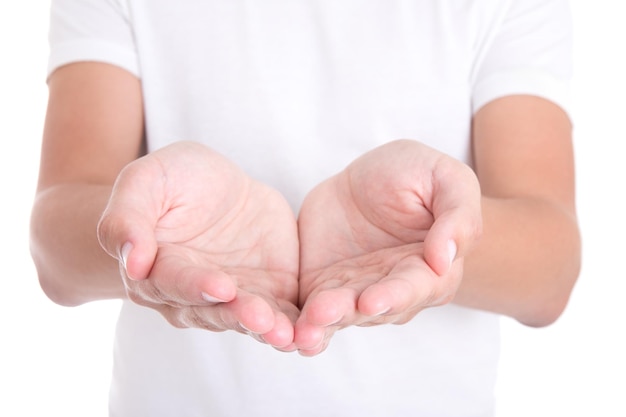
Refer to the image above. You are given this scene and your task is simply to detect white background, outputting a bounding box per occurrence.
[1,2,624,416]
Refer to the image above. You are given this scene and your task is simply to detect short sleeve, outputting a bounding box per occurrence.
[48,0,139,79]
[471,0,573,117]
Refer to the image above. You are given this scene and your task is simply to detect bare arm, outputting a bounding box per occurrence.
[293,95,580,355]
[30,62,145,306]
[30,63,301,349]
[457,95,581,327]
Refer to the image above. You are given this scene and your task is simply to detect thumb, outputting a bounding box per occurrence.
[97,164,161,280]
[423,164,482,276]
[424,210,480,276]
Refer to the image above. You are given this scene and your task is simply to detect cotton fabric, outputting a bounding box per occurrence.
[47,1,573,416]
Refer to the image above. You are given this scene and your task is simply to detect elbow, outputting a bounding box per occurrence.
[30,211,83,308]
[38,276,80,308]
[517,291,573,328]
[31,250,84,308]
[517,236,582,328]
[29,195,124,307]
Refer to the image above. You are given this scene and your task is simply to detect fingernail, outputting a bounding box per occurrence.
[298,338,328,356]
[447,240,457,269]
[201,292,228,304]
[373,306,391,317]
[238,321,254,334]
[120,242,133,271]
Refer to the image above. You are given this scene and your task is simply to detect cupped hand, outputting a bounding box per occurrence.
[97,141,300,350]
[294,140,482,355]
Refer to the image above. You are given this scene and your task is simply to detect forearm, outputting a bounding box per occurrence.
[454,195,581,327]
[30,183,127,306]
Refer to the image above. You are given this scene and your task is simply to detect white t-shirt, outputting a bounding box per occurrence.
[47,1,573,416]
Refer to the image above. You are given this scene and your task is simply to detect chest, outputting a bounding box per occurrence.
[129,1,488,165]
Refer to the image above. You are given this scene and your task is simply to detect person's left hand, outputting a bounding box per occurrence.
[294,140,483,356]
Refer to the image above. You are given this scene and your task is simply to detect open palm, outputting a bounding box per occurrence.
[294,140,482,355]
[98,141,300,350]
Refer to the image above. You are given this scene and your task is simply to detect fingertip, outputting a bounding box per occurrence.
[201,292,232,304]
[359,302,391,318]
[261,313,295,349]
[121,239,158,281]
[199,270,238,304]
[302,290,347,326]
[119,242,134,278]
[424,211,461,276]
[447,239,457,270]
[297,338,330,357]
[357,285,392,317]
[424,238,452,276]
[293,319,325,351]
[235,298,276,335]
[274,342,298,353]
[98,208,158,281]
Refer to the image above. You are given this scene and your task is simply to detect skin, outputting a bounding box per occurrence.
[98,142,301,349]
[30,62,581,356]
[294,140,482,355]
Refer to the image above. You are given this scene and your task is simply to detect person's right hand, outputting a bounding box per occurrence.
[97,141,300,351]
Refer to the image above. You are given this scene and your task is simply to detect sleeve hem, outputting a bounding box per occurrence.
[472,69,571,120]
[47,39,140,80]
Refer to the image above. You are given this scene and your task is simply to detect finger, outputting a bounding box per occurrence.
[263,296,301,350]
[260,312,297,351]
[172,292,278,335]
[357,256,440,317]
[300,287,357,327]
[227,292,278,335]
[294,288,356,353]
[294,317,336,357]
[97,160,164,280]
[424,162,482,275]
[297,336,332,357]
[143,260,238,306]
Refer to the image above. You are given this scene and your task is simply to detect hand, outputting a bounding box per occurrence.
[294,140,482,355]
[97,141,300,351]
